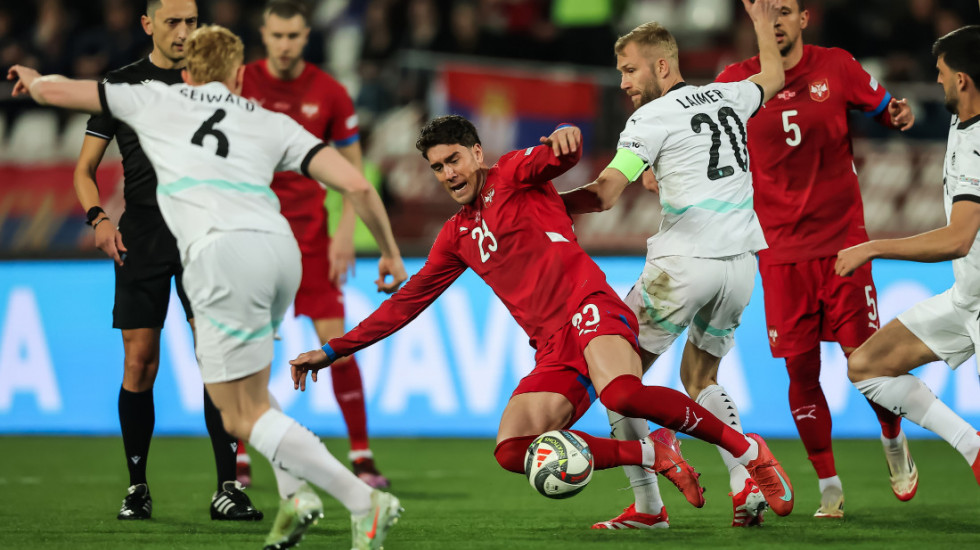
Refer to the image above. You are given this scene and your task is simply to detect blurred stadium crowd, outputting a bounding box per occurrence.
[0,0,978,256]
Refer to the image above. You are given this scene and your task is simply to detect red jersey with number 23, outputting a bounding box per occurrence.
[241,60,359,255]
[329,143,622,357]
[716,45,891,263]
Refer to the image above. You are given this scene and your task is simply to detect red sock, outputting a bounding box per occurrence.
[494,436,536,473]
[843,350,902,438]
[786,347,836,478]
[568,430,642,469]
[493,433,643,473]
[331,357,369,451]
[599,374,749,457]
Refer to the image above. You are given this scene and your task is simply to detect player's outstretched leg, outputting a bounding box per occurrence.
[248,407,403,550]
[598,374,793,514]
[592,411,669,529]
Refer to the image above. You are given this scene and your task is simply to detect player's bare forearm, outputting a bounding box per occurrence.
[562,167,630,214]
[73,135,110,211]
[9,66,102,113]
[836,203,980,275]
[745,0,784,103]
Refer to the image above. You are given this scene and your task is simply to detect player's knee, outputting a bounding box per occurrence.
[494,437,529,474]
[846,347,874,383]
[122,358,159,391]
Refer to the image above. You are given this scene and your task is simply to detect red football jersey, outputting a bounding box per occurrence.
[330,143,622,357]
[716,45,891,263]
[241,60,359,254]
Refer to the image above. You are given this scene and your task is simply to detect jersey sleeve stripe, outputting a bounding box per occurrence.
[85,130,112,140]
[97,82,111,117]
[750,82,764,117]
[333,134,360,147]
[300,142,329,178]
[865,91,892,117]
[952,194,980,204]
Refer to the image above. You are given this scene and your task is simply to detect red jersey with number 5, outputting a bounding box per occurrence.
[716,45,891,263]
[329,142,622,357]
[241,60,359,254]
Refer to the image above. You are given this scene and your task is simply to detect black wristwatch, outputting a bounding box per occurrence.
[86,206,106,226]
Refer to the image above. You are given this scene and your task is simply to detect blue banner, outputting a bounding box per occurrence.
[1,258,977,438]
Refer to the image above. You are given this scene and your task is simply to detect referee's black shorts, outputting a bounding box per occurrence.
[112,206,193,329]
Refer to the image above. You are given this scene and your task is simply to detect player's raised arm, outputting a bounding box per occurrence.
[305,146,407,292]
[7,65,102,113]
[744,0,785,103]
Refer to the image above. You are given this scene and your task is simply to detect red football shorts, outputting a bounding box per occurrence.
[759,254,879,358]
[511,291,641,425]
[294,245,345,320]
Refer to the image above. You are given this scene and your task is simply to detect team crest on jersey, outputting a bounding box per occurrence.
[776,89,797,101]
[809,79,830,102]
[301,103,319,119]
[482,188,495,207]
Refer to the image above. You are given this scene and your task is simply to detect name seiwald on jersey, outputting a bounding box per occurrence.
[99,80,324,261]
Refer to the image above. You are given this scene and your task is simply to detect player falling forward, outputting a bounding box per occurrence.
[291,114,794,528]
[8,25,406,550]
[716,0,917,518]
[836,24,980,493]
[241,0,389,489]
[560,0,789,528]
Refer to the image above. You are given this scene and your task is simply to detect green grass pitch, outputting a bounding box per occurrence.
[1,436,978,549]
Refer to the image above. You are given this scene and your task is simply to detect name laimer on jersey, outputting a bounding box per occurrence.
[675,89,726,109]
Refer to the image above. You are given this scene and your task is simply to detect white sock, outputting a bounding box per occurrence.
[818,475,842,494]
[881,432,904,449]
[249,408,372,514]
[696,385,751,493]
[267,393,305,499]
[608,410,664,514]
[855,375,980,464]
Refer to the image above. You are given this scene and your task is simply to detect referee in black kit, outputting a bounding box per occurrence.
[72,0,260,521]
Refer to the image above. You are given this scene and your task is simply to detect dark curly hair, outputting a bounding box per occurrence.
[415,115,482,160]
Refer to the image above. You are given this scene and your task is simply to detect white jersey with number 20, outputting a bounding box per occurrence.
[618,80,768,260]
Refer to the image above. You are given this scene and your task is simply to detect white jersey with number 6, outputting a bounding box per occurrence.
[618,80,768,260]
[99,80,324,263]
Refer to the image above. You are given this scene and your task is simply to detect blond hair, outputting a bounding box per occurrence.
[184,25,244,84]
[614,22,678,64]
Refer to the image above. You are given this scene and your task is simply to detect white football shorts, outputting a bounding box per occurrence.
[898,288,980,371]
[182,231,301,383]
[624,253,756,357]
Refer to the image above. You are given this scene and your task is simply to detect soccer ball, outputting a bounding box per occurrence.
[524,430,594,499]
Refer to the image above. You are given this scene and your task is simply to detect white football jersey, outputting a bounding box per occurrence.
[100,80,324,262]
[618,80,768,260]
[942,114,980,308]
